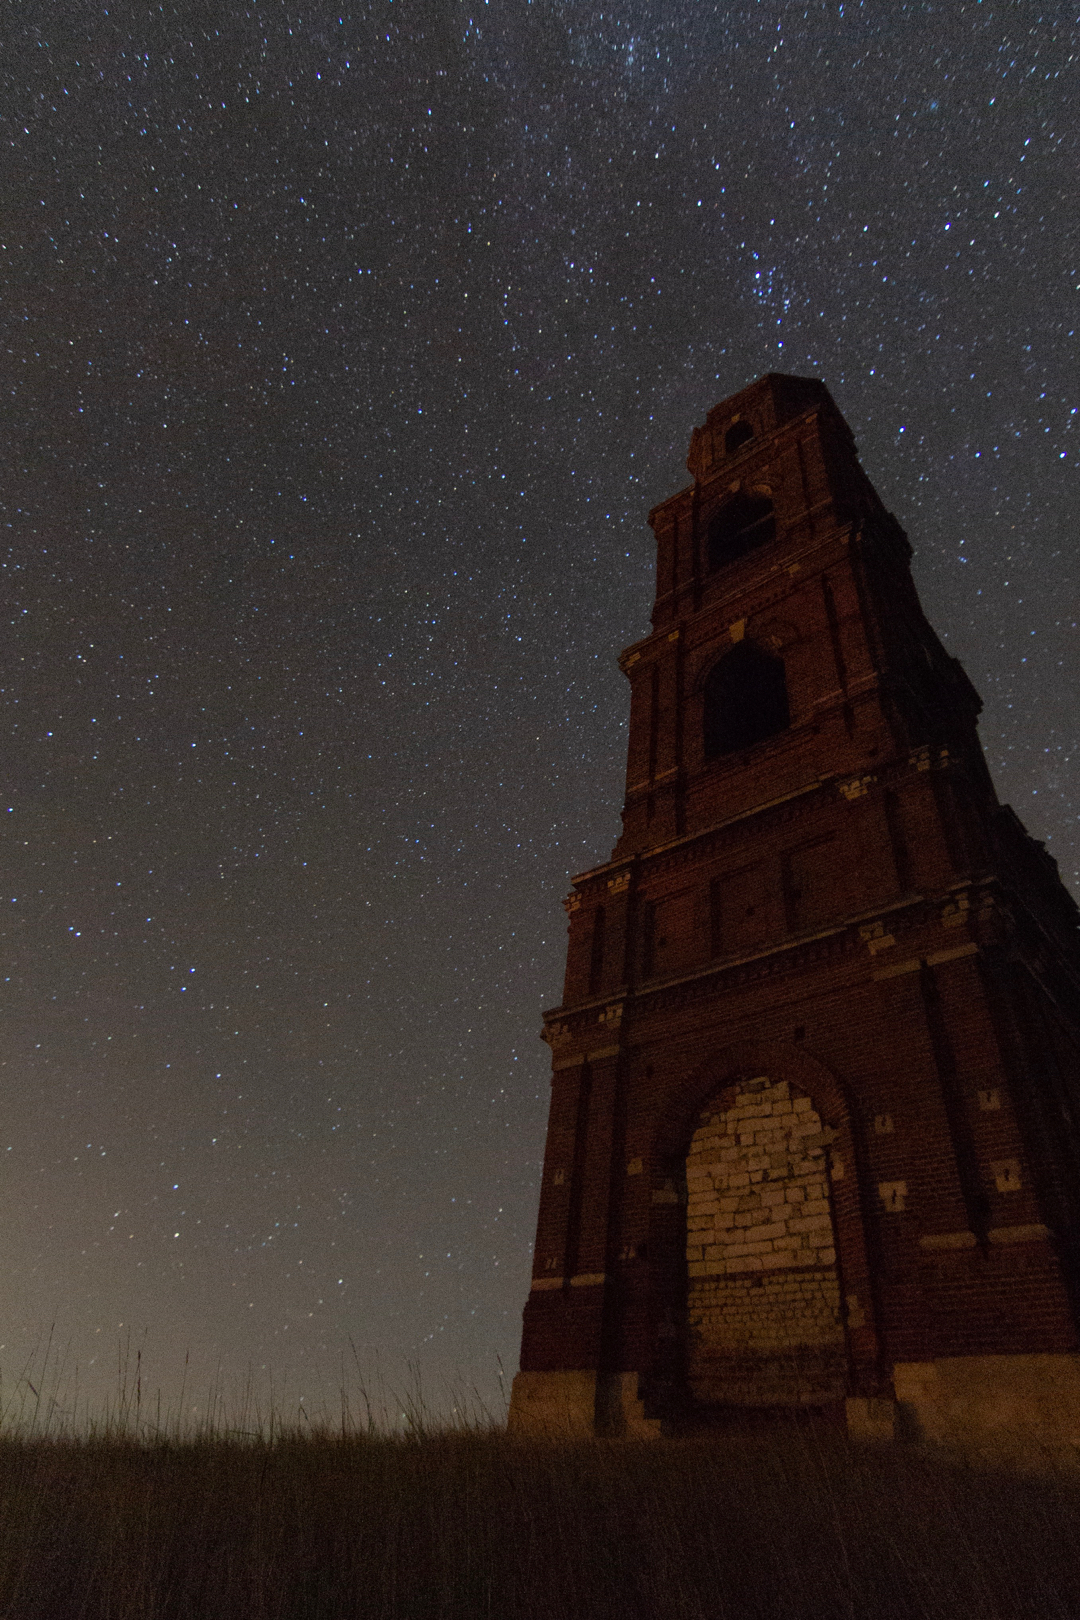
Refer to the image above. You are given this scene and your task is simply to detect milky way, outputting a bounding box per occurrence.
[2,3,1076,1421]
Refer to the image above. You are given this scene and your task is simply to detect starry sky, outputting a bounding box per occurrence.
[3,2,1077,1424]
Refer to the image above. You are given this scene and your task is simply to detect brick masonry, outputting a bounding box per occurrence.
[509,373,1080,1450]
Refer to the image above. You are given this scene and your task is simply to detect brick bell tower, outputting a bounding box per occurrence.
[508,373,1080,1450]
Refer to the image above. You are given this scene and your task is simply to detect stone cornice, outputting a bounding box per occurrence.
[571,744,966,894]
[571,774,834,888]
[542,882,1014,1035]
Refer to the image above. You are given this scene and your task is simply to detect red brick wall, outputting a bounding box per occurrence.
[518,375,1080,1412]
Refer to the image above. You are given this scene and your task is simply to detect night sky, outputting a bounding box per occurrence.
[3,3,1077,1424]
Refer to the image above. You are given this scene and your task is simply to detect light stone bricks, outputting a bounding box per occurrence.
[745,1221,788,1243]
[686,1077,844,1402]
[787,1213,833,1235]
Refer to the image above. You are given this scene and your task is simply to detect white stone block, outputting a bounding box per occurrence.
[788,1213,833,1235]
[745,1221,788,1244]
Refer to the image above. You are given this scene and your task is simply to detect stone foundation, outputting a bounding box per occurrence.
[894,1354,1080,1462]
[846,1396,897,1443]
[509,1357,1080,1456]
[507,1370,598,1437]
[507,1370,662,1438]
[596,1372,664,1437]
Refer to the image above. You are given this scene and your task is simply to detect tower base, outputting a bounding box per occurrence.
[507,1370,662,1438]
[894,1353,1080,1462]
[508,1356,1080,1461]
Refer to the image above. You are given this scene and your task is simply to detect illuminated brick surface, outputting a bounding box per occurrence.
[514,375,1080,1434]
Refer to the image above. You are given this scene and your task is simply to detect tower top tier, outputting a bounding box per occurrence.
[646,371,901,637]
[685,373,848,483]
[617,372,992,853]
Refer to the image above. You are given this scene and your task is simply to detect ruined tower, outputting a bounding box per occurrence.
[509,373,1080,1451]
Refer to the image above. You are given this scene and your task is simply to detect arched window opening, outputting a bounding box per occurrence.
[725,420,754,455]
[703,642,790,759]
[707,492,775,571]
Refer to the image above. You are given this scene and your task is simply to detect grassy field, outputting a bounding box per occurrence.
[1,1420,1079,1619]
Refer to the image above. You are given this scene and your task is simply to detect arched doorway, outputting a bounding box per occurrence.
[685,1074,848,1410]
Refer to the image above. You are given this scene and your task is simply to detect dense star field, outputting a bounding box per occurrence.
[2,3,1077,1421]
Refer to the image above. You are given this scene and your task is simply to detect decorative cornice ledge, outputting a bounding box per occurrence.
[543,889,942,1029]
[571,775,835,887]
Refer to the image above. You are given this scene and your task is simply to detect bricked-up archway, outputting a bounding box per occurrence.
[685,1076,847,1408]
[649,1040,884,1410]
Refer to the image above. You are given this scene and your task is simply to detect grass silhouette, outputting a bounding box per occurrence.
[1,1340,1079,1618]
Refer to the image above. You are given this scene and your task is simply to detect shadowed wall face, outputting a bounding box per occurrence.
[686,1077,846,1407]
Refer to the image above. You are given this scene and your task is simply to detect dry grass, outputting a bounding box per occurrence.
[1,1338,1078,1618]
[1,1420,1080,1619]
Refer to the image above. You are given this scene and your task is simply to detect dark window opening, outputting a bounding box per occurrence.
[725,420,754,454]
[707,493,776,570]
[703,642,790,759]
